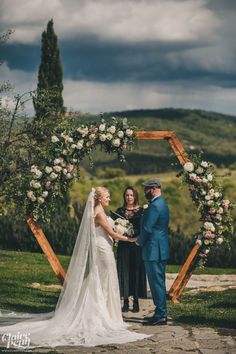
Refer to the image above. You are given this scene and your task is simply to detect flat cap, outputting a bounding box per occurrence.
[141,178,162,188]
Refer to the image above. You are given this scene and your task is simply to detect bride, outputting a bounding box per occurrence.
[0,187,149,349]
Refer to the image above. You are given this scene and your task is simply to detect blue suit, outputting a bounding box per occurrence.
[138,195,169,319]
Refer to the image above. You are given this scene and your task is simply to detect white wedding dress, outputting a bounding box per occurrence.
[0,189,149,350]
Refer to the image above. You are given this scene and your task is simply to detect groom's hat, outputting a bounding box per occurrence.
[142,178,162,188]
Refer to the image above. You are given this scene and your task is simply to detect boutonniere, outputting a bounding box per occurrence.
[143,204,148,209]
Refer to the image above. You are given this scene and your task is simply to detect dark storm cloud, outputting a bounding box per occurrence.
[2,34,236,88]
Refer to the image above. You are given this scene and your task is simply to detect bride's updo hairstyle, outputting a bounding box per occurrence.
[94,186,109,206]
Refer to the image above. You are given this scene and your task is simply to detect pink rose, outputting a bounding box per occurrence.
[204,230,215,239]
[222,200,230,209]
[66,164,74,173]
[189,185,196,191]
[193,177,202,183]
[45,181,52,189]
[209,208,216,214]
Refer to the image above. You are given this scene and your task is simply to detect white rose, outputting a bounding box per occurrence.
[50,172,58,180]
[99,124,106,131]
[106,133,112,141]
[66,173,73,179]
[126,129,133,137]
[38,197,45,204]
[30,180,41,189]
[201,161,209,168]
[205,195,212,200]
[189,173,197,179]
[34,182,41,189]
[63,168,68,175]
[34,170,43,179]
[45,166,53,174]
[204,222,215,232]
[218,207,223,214]
[72,158,78,163]
[71,144,77,149]
[27,191,36,202]
[112,138,121,147]
[51,135,59,143]
[68,137,73,143]
[54,158,61,165]
[53,165,62,173]
[76,140,84,149]
[62,149,67,155]
[108,125,116,134]
[204,249,210,254]
[209,189,215,195]
[99,134,106,142]
[207,200,214,206]
[201,190,206,196]
[143,204,149,209]
[207,174,213,181]
[89,134,96,140]
[42,191,48,198]
[202,178,208,183]
[117,131,124,138]
[204,239,210,245]
[216,237,224,245]
[196,167,204,174]
[214,192,220,199]
[184,162,194,173]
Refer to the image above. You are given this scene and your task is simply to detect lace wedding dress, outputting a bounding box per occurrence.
[0,189,149,350]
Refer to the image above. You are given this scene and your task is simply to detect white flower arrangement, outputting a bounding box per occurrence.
[113,218,135,237]
[26,117,137,221]
[182,157,233,262]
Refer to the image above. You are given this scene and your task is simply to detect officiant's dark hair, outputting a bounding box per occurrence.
[123,186,139,207]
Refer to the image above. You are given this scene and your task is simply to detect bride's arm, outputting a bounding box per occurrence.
[95,213,136,242]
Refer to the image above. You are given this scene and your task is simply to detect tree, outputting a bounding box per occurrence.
[33,19,64,119]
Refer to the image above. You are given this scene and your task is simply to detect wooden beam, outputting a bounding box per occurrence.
[167,132,190,165]
[136,131,173,140]
[168,242,200,302]
[27,217,66,284]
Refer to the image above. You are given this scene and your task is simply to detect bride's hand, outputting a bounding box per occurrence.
[127,237,137,243]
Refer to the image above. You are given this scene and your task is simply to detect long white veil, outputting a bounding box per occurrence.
[0,189,149,349]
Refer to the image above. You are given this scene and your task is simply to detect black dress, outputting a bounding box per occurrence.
[115,206,147,300]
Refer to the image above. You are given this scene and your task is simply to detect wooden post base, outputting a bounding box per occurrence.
[168,242,201,302]
[27,217,66,284]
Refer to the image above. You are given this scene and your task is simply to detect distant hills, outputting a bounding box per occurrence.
[77,108,236,174]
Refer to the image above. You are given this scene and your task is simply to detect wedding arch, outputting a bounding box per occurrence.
[16,118,232,303]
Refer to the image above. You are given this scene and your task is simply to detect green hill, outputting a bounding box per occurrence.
[74,108,236,174]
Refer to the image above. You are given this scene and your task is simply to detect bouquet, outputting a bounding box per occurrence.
[113,218,135,238]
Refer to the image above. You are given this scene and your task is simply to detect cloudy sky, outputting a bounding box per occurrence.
[1,0,236,115]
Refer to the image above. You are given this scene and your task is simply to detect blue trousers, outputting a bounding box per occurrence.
[144,260,167,319]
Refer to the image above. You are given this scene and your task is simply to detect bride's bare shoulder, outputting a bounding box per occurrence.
[94,207,106,219]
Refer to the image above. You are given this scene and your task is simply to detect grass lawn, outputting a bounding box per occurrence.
[0,250,235,329]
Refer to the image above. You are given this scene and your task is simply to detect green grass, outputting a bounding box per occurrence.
[0,249,236,327]
[168,290,236,329]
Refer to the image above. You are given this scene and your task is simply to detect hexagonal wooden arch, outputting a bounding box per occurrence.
[26,131,201,303]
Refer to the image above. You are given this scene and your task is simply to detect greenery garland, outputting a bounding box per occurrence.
[25,117,136,221]
[181,157,234,262]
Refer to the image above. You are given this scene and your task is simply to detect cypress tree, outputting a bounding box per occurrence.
[34,19,64,118]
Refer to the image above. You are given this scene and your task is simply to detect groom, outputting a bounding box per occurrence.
[137,178,169,325]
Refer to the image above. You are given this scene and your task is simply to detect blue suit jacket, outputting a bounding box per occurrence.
[138,195,169,262]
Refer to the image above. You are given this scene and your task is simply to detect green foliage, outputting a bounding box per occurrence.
[168,289,236,329]
[96,167,126,179]
[33,19,64,119]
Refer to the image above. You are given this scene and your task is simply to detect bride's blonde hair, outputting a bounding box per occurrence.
[94,186,109,206]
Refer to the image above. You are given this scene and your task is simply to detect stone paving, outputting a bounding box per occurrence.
[22,297,236,354]
[1,275,236,353]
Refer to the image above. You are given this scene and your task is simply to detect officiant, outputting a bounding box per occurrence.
[112,186,147,312]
